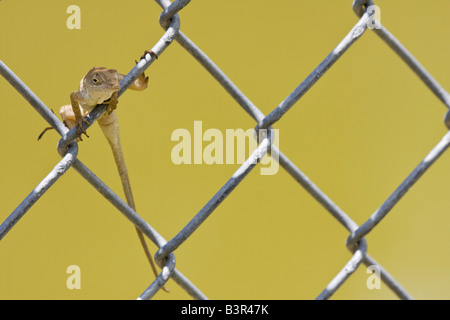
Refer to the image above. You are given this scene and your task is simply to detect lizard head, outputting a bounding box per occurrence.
[80,67,121,106]
[84,67,121,94]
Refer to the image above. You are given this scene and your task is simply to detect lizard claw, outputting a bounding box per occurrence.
[75,117,90,140]
[140,50,158,61]
[130,64,149,91]
[37,127,54,141]
[106,91,119,115]
[138,72,149,89]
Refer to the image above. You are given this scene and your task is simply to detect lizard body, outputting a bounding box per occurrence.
[59,67,168,292]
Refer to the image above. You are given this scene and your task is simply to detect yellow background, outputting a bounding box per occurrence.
[1,0,450,300]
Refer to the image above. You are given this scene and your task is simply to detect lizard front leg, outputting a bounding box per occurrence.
[106,91,119,115]
[117,68,149,92]
[70,91,90,140]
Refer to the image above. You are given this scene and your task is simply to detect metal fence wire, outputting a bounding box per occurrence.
[1,0,450,300]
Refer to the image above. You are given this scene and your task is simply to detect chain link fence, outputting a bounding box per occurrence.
[1,0,450,300]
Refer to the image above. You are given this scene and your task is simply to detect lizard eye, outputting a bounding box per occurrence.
[93,78,99,84]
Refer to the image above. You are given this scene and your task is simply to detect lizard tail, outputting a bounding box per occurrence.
[98,112,169,293]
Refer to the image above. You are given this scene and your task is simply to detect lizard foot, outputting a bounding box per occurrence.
[75,117,90,140]
[106,91,119,115]
[131,61,149,91]
[138,71,149,88]
[140,50,158,61]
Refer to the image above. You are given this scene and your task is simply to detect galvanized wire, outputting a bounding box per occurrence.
[1,0,449,300]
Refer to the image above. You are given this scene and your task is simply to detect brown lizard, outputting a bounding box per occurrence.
[44,67,168,292]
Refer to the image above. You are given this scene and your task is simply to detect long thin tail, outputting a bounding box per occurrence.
[98,113,169,293]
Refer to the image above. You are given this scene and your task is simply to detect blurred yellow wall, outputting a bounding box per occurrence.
[1,0,450,299]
